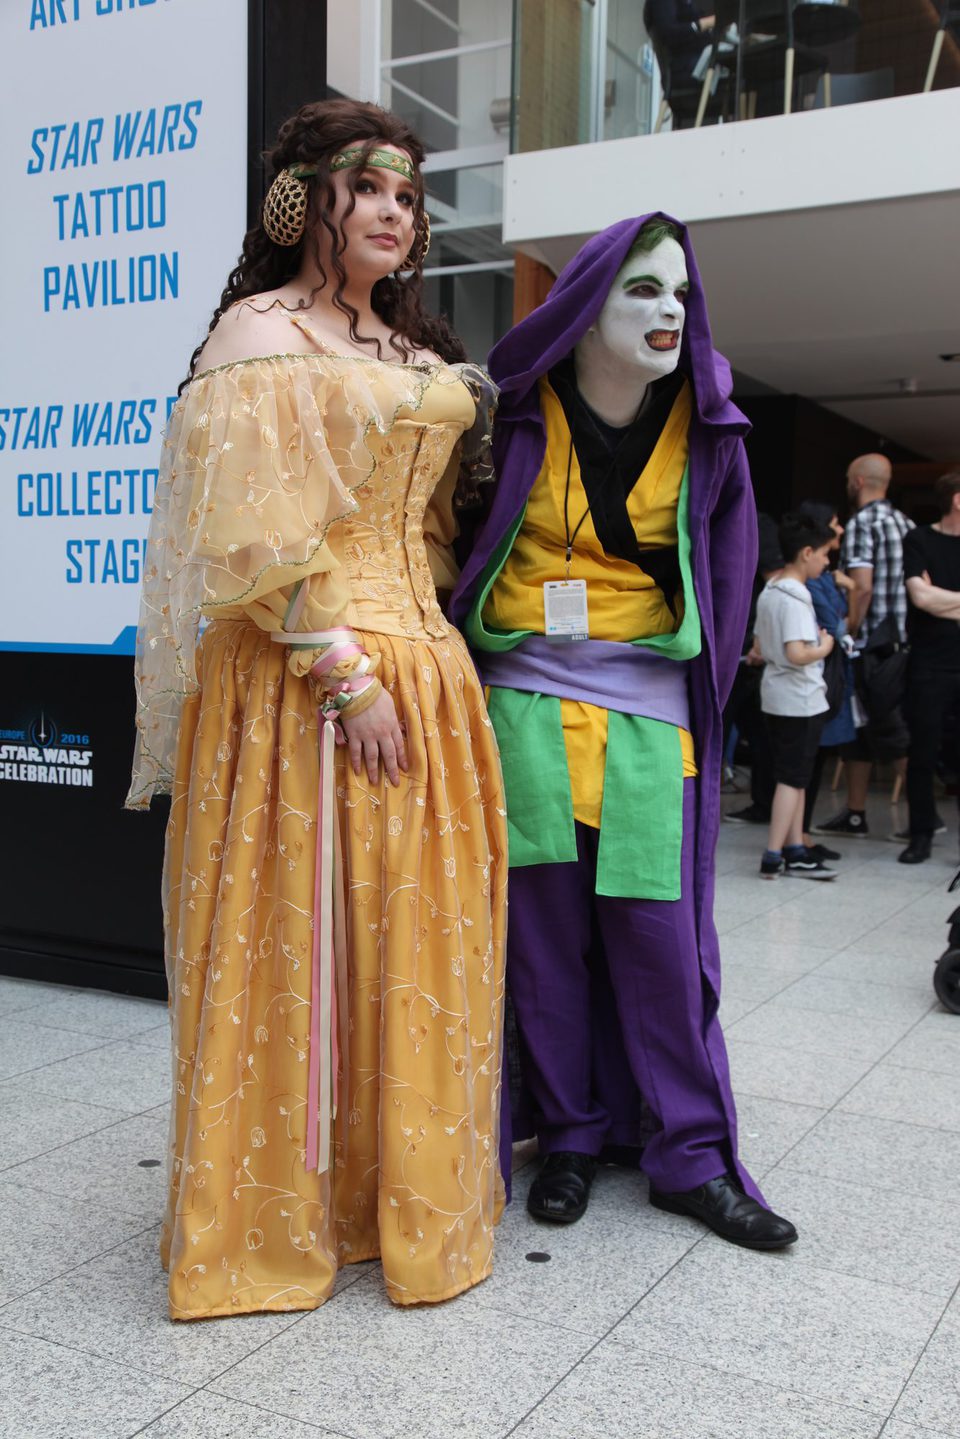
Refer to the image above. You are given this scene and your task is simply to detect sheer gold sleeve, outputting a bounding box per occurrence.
[127,357,374,809]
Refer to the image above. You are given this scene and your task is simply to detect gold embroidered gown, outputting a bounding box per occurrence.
[127,334,507,1319]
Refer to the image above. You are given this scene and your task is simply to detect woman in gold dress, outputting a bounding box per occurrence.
[127,100,507,1320]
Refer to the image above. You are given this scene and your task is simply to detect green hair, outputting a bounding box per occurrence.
[630,218,683,256]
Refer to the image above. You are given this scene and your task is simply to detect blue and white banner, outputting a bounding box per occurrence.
[0,0,247,652]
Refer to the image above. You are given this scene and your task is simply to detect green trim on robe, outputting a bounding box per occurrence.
[469,466,700,899]
[464,508,531,652]
[597,714,684,899]
[484,689,578,868]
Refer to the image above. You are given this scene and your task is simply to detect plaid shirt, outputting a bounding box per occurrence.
[841,498,914,644]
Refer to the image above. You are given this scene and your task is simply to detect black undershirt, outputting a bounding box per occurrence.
[548,357,684,615]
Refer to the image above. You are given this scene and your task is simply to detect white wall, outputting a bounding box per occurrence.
[503,89,960,242]
[327,0,381,101]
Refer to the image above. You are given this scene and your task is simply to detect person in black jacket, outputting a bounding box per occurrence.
[899,471,960,864]
[644,0,716,121]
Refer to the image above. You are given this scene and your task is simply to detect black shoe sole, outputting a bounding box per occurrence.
[649,1190,798,1249]
[526,1198,588,1225]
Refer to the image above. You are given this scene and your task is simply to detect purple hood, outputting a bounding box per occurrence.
[450,213,749,630]
[489,212,745,431]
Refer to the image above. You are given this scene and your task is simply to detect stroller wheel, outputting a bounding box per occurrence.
[934,947,960,1014]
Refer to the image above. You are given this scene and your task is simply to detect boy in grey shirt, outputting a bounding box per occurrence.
[754,512,836,880]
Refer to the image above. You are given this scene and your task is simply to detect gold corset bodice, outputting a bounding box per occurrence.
[329,370,475,640]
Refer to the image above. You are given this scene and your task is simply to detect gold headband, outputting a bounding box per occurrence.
[329,146,416,183]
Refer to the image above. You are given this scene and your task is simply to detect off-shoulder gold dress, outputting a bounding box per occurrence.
[129,328,507,1319]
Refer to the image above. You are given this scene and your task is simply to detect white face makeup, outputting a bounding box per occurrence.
[591,236,689,380]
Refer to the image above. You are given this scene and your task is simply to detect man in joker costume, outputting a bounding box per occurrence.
[450,215,797,1247]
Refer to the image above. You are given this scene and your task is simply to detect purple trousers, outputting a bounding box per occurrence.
[507,781,737,1192]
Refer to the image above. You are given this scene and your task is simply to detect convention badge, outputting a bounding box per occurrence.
[543,580,589,642]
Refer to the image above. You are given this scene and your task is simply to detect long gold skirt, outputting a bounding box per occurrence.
[161,619,507,1319]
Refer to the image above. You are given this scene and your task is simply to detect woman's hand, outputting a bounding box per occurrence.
[341,688,407,786]
[833,570,854,593]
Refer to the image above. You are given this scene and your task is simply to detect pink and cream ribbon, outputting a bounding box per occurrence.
[272,609,364,1174]
[305,714,349,1174]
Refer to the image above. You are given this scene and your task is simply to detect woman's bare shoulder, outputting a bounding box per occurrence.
[194,293,315,372]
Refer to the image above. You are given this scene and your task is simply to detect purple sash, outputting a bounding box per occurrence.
[477,635,690,730]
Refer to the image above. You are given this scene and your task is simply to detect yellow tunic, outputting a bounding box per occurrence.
[156,352,506,1318]
[483,377,696,828]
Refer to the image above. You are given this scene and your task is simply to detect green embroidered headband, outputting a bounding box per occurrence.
[262,149,419,247]
[329,146,416,183]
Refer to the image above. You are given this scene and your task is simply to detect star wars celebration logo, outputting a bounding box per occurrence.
[0,712,94,789]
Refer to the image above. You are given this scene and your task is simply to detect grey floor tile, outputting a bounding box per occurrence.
[460,1165,696,1337]
[759,1167,960,1299]
[0,1181,150,1303]
[0,977,69,1018]
[0,1328,191,1439]
[27,1033,171,1115]
[0,1229,305,1387]
[720,962,821,1013]
[841,909,953,962]
[815,944,939,990]
[136,1391,340,1437]
[615,1243,943,1414]
[21,988,167,1039]
[785,1110,960,1203]
[884,1011,960,1077]
[884,1422,959,1439]
[727,1001,913,1064]
[726,1037,872,1107]
[0,1079,129,1172]
[734,1095,826,1178]
[211,1272,593,1439]
[725,905,892,952]
[717,992,758,1025]
[0,1017,109,1082]
[768,973,934,1026]
[511,1338,885,1439]
[1,1111,168,1220]
[892,1288,960,1436]
[838,1062,960,1133]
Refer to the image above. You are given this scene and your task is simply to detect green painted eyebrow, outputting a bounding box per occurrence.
[622,273,689,290]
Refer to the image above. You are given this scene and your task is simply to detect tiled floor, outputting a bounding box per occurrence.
[2,791,959,1438]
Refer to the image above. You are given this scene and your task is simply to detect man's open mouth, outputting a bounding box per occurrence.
[645,330,679,351]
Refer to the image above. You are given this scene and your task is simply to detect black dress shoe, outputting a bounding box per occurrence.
[527,1152,597,1224]
[649,1173,798,1250]
[898,835,933,865]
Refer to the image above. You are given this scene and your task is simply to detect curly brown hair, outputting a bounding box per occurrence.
[182,99,466,390]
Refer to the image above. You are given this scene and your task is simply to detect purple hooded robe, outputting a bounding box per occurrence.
[450,214,761,1200]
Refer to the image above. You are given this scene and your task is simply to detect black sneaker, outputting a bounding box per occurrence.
[811,809,869,838]
[784,850,837,880]
[759,854,784,879]
[887,820,946,843]
[725,804,770,825]
[806,842,841,862]
[898,836,933,865]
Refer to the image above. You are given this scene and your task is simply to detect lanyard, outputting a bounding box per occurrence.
[562,436,591,580]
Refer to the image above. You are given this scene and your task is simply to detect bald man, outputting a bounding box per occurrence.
[813,454,913,838]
